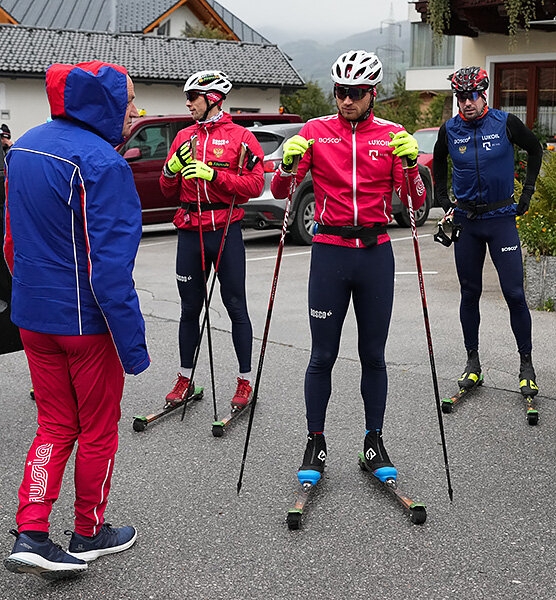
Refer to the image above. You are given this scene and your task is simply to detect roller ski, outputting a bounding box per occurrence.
[286,433,325,530]
[442,349,483,414]
[212,378,252,437]
[358,431,426,525]
[519,353,539,426]
[133,374,203,432]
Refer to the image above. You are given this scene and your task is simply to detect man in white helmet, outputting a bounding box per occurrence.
[271,50,426,487]
[160,70,264,410]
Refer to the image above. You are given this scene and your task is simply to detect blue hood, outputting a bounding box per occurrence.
[45,61,128,146]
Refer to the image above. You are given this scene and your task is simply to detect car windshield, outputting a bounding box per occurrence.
[413,129,439,154]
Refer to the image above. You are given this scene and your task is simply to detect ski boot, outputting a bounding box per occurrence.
[230,377,252,410]
[458,349,482,391]
[519,353,538,397]
[297,433,326,486]
[165,374,196,407]
[363,430,397,482]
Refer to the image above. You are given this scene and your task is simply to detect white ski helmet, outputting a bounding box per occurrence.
[331,50,383,87]
[183,70,232,96]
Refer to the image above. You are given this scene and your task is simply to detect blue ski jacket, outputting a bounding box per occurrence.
[3,61,149,375]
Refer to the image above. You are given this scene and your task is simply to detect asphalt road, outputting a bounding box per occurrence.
[1,211,555,599]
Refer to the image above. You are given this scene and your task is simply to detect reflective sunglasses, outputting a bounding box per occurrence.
[456,91,480,102]
[334,86,370,101]
[185,90,203,102]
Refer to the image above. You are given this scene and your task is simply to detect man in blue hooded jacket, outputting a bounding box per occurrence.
[3,61,150,580]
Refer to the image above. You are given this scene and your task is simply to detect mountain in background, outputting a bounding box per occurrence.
[280,22,411,98]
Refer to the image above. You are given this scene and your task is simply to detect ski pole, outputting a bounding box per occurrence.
[401,155,453,501]
[237,156,300,494]
[189,142,249,422]
[181,134,217,420]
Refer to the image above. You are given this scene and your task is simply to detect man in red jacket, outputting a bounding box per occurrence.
[271,50,425,487]
[159,70,264,410]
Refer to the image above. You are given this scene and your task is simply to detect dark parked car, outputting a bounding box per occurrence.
[244,123,436,245]
[116,113,302,225]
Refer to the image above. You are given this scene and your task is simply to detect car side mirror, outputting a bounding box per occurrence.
[123,147,142,161]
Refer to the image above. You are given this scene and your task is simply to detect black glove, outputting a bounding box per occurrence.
[438,195,452,213]
[516,186,534,216]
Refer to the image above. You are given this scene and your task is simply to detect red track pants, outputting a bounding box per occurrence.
[16,329,125,536]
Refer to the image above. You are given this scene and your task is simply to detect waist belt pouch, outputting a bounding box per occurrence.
[316,224,387,247]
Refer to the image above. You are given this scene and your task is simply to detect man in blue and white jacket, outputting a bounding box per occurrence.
[3,61,149,580]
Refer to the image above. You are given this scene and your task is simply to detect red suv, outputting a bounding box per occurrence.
[116,113,302,225]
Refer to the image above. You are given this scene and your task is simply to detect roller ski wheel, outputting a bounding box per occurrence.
[527,410,539,426]
[211,403,251,437]
[132,417,148,432]
[358,453,426,525]
[286,482,315,531]
[409,504,427,525]
[132,386,204,432]
[523,394,538,426]
[442,374,484,414]
[212,423,224,437]
[286,510,302,531]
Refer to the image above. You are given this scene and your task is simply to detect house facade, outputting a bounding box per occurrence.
[0,0,304,139]
[406,0,556,138]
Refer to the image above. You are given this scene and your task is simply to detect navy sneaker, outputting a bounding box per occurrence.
[3,529,87,581]
[66,524,137,562]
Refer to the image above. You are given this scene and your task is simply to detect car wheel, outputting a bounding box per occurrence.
[393,176,432,228]
[290,192,315,245]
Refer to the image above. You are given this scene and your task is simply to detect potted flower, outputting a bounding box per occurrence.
[516,150,556,311]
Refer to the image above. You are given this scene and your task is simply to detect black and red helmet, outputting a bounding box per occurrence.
[448,67,489,93]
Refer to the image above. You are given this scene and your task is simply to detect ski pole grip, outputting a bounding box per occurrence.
[190,135,197,161]
[291,154,300,175]
[238,142,248,174]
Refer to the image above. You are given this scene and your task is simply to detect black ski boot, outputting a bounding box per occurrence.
[519,353,538,397]
[458,349,481,390]
[297,433,326,486]
[363,430,397,482]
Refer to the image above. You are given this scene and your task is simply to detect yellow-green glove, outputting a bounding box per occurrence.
[181,160,217,182]
[389,131,419,168]
[282,135,314,172]
[165,141,193,175]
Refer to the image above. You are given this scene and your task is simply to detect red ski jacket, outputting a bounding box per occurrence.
[160,112,264,231]
[271,112,426,248]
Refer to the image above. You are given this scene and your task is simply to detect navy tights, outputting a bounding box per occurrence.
[304,242,395,432]
[176,222,252,373]
[453,214,531,355]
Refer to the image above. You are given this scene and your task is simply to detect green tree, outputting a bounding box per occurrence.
[373,74,424,133]
[183,23,233,40]
[422,93,452,126]
[280,81,335,122]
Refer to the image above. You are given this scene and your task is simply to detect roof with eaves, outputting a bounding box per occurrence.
[0,24,304,89]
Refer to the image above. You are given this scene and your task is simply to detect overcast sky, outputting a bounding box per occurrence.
[215,0,411,45]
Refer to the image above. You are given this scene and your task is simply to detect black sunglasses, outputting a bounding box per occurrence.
[185,91,204,102]
[334,86,370,101]
[456,91,480,102]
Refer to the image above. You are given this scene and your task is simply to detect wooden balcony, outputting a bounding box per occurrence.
[414,0,556,36]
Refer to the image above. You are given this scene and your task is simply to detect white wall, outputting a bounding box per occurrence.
[134,84,281,116]
[0,78,282,141]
